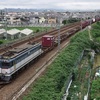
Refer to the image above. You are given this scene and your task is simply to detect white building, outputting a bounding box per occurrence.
[7,16,21,25]
[0,28,6,39]
[7,28,20,39]
[39,17,46,24]
[20,28,33,36]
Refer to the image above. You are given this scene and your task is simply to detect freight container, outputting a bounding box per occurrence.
[42,35,54,47]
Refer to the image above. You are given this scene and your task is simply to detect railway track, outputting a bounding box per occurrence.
[0,85,4,89]
[0,22,80,54]
[0,22,81,100]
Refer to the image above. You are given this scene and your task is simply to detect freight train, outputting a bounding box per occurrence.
[0,18,100,83]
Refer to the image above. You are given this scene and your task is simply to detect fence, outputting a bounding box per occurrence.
[62,50,85,100]
[62,74,73,100]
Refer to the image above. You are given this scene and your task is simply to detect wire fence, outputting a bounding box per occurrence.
[62,50,85,100]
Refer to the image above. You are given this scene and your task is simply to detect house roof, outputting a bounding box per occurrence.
[20,28,33,35]
[7,28,20,35]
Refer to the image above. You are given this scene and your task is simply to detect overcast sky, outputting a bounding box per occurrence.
[0,0,100,10]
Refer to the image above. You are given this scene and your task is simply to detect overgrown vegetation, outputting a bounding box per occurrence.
[67,22,100,100]
[91,78,100,100]
[90,22,100,100]
[23,25,92,100]
[62,18,80,25]
[0,39,12,45]
[68,51,93,100]
[91,22,100,39]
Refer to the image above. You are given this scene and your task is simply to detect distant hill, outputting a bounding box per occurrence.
[0,8,65,13]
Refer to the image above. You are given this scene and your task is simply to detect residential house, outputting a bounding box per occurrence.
[48,17,57,24]
[39,17,46,24]
[7,16,21,25]
[30,16,39,24]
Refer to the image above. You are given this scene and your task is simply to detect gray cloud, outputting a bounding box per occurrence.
[0,0,100,10]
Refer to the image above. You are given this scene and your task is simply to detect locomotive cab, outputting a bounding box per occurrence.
[0,43,43,83]
[0,59,12,82]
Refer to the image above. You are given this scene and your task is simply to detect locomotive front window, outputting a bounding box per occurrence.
[2,62,10,68]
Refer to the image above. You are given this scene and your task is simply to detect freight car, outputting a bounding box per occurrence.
[0,43,43,82]
[81,17,100,29]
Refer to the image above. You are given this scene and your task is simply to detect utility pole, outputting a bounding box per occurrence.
[87,12,92,40]
[81,15,82,30]
[4,8,7,40]
[57,20,60,52]
[90,16,92,26]
[79,11,82,30]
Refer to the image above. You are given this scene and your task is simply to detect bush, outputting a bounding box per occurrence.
[36,29,40,33]
[0,41,3,44]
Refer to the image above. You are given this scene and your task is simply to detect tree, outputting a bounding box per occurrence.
[0,41,3,44]
[62,20,67,25]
